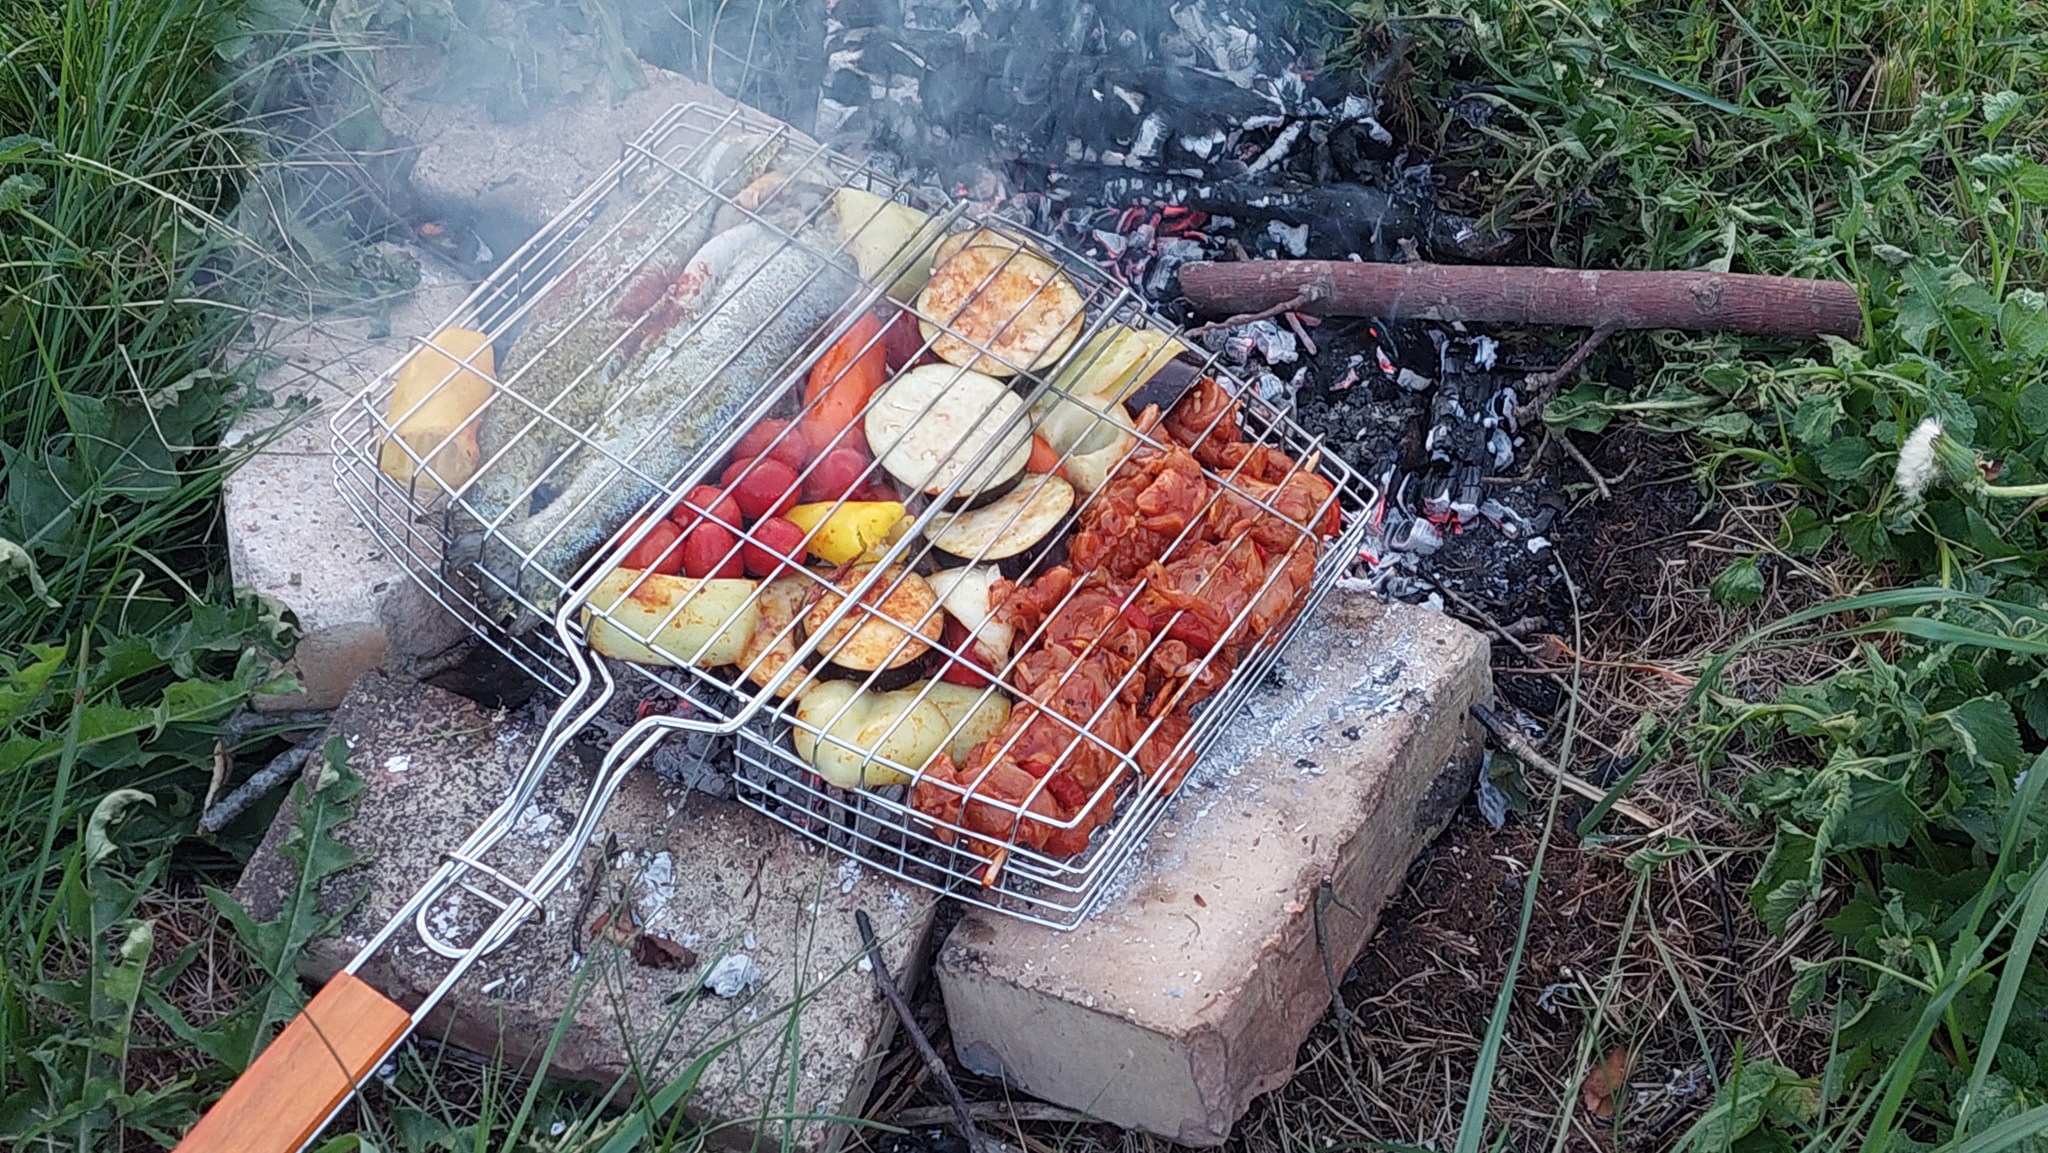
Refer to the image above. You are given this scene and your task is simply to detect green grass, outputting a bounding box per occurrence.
[1321,2,2048,1150]
[0,0,321,1142]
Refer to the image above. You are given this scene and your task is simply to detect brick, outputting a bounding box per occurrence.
[237,670,937,1152]
[935,596,1489,1145]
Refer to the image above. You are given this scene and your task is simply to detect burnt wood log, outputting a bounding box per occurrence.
[1178,260,1864,340]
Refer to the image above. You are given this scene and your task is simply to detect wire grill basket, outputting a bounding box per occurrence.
[332,102,1376,929]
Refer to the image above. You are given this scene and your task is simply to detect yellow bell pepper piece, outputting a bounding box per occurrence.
[378,327,496,490]
[786,500,908,565]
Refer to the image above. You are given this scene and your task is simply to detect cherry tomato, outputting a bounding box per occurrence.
[723,457,803,521]
[731,418,810,471]
[621,518,685,575]
[672,484,741,532]
[742,515,808,577]
[802,446,873,504]
[681,522,744,579]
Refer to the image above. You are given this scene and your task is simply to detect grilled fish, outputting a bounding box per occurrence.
[461,130,786,530]
[477,224,861,631]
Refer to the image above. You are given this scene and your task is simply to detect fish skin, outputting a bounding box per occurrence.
[478,226,861,631]
[461,131,785,530]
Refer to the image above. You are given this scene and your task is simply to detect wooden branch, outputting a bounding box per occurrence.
[1178,260,1863,340]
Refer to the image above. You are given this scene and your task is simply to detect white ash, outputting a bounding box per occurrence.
[1473,335,1500,370]
[836,857,863,894]
[1265,219,1309,257]
[704,954,759,998]
[631,850,676,931]
[1246,121,1305,175]
[1396,367,1433,392]
[512,803,559,844]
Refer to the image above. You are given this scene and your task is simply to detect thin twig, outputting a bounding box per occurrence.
[889,1102,1094,1127]
[857,910,988,1153]
[197,738,318,835]
[1555,431,1613,500]
[1469,703,1663,831]
[1188,286,1324,336]
[1515,323,1618,426]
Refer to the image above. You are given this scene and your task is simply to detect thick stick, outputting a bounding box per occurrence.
[1178,260,1863,340]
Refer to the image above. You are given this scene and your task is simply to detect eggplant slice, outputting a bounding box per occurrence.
[925,472,1075,577]
[864,364,1033,509]
[800,564,946,691]
[916,242,1085,375]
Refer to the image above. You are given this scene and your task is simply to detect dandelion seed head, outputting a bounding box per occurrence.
[1895,416,1944,501]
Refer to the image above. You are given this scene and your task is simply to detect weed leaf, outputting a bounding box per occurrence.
[1944,697,2025,773]
[1711,556,1765,608]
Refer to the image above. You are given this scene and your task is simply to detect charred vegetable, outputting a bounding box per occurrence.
[916,238,1084,375]
[739,573,816,696]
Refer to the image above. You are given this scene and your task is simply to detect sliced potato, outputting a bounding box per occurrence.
[833,187,946,301]
[739,573,817,696]
[917,242,1085,376]
[584,568,759,667]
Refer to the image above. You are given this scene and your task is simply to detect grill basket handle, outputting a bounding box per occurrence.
[172,971,413,1153]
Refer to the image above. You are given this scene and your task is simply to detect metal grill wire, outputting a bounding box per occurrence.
[332,103,1377,928]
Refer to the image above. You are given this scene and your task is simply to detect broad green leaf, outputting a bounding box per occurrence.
[1818,435,1875,480]
[1982,90,2027,139]
[1777,507,1833,556]
[2013,162,2048,204]
[1712,556,1766,608]
[2001,292,2048,359]
[1695,410,1755,439]
[1945,696,2025,772]
[1791,391,1844,446]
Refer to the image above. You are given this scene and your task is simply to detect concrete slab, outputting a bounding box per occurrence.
[237,670,939,1152]
[935,595,1489,1146]
[225,267,475,711]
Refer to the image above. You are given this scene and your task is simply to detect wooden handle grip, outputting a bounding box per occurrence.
[175,972,413,1153]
